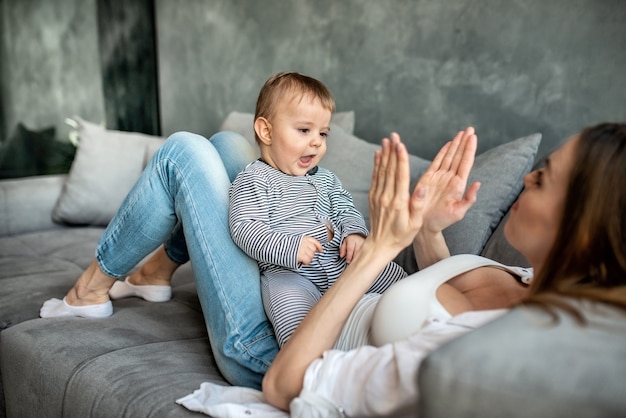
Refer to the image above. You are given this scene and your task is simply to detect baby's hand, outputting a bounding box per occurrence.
[340,234,365,263]
[298,236,323,265]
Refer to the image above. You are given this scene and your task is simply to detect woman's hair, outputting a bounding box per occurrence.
[254,72,335,141]
[524,122,626,320]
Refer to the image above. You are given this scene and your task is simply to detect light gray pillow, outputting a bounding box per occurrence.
[52,117,165,226]
[219,110,356,145]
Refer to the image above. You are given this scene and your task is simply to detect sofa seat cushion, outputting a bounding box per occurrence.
[0,226,210,417]
[1,299,226,417]
[0,227,199,330]
[0,228,105,329]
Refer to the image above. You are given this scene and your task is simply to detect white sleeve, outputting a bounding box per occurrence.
[289,310,507,417]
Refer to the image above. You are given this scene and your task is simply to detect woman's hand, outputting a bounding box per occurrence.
[418,127,480,234]
[368,133,425,258]
[412,127,479,268]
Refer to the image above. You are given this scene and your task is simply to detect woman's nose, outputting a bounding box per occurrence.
[523,171,534,187]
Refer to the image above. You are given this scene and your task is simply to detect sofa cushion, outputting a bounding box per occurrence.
[52,117,165,226]
[1,299,222,417]
[0,228,197,331]
[0,174,67,237]
[418,300,626,417]
[0,226,205,417]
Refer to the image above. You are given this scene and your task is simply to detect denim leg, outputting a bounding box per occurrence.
[95,131,277,388]
[163,222,189,265]
[162,131,258,265]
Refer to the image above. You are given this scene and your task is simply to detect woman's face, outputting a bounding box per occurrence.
[504,136,578,271]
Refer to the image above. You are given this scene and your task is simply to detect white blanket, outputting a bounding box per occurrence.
[177,381,289,417]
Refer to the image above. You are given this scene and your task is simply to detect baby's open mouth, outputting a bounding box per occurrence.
[299,155,315,166]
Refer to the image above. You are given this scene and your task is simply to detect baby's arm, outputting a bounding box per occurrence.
[229,170,310,269]
[298,236,323,265]
[326,172,369,239]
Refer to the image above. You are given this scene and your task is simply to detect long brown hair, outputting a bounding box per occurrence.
[524,123,626,320]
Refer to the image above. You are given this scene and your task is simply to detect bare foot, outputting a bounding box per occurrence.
[127,245,179,286]
[66,259,116,306]
[40,259,116,318]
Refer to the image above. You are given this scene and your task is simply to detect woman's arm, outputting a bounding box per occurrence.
[262,129,479,410]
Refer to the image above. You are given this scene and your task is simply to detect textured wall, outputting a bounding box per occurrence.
[156,0,626,159]
[0,0,105,141]
[1,1,624,157]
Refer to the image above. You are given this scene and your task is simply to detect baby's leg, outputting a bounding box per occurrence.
[261,273,322,347]
[366,261,408,294]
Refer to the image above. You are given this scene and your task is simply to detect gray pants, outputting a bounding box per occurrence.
[261,261,407,347]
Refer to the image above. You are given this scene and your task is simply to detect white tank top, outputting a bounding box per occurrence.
[333,254,532,350]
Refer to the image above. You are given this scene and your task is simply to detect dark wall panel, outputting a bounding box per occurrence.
[97,0,160,135]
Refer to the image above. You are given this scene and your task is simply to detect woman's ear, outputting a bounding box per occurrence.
[254,117,272,146]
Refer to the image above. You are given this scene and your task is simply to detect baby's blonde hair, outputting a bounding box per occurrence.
[254,72,335,142]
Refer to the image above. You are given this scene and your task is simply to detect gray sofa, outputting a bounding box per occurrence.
[1,114,624,417]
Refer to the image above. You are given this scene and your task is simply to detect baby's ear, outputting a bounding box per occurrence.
[254,117,272,145]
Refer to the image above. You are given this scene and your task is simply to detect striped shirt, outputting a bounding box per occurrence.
[229,159,370,291]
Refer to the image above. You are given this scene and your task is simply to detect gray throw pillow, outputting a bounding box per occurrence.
[52,117,165,226]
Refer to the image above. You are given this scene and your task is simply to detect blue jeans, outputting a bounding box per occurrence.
[94,131,278,388]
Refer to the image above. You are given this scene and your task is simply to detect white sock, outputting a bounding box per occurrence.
[109,277,172,302]
[39,297,113,318]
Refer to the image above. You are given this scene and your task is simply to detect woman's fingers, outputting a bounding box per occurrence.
[370,137,390,208]
[450,127,476,177]
[426,127,476,179]
[456,130,477,181]
[438,130,463,171]
[391,133,411,200]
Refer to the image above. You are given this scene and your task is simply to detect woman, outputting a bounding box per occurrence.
[262,123,626,416]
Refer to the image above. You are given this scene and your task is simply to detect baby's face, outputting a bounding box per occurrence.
[260,93,332,176]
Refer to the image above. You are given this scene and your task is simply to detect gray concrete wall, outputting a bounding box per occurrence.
[1,0,624,159]
[156,0,626,158]
[0,0,105,141]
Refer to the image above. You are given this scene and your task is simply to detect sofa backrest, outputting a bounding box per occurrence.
[0,175,66,237]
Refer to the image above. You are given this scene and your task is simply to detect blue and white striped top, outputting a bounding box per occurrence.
[229,159,370,290]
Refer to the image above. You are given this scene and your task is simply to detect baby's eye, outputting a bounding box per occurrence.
[320,131,328,138]
[298,128,310,134]
[534,170,543,186]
